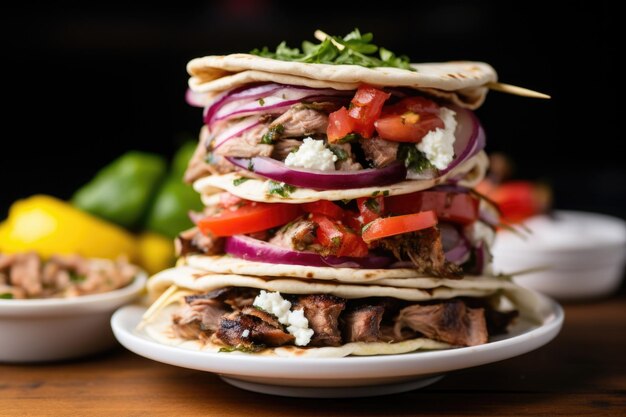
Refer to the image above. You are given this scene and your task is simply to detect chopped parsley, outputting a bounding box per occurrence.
[0,293,13,299]
[233,177,251,186]
[258,98,265,106]
[251,29,413,70]
[331,236,342,247]
[261,124,284,144]
[371,190,389,197]
[247,159,255,171]
[364,198,381,214]
[337,133,361,144]
[218,344,265,353]
[267,180,296,197]
[397,143,434,173]
[328,145,348,161]
[69,271,86,283]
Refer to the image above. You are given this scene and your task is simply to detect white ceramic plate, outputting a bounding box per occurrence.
[111,292,563,398]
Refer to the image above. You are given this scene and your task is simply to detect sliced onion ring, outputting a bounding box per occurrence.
[440,106,486,175]
[225,234,393,269]
[227,156,407,190]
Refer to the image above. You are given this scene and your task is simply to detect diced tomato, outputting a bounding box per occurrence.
[356,196,385,225]
[302,200,344,220]
[198,203,302,237]
[327,107,355,143]
[385,191,479,225]
[342,210,363,232]
[361,211,438,243]
[374,113,444,143]
[374,96,444,143]
[311,214,368,257]
[347,85,391,138]
[479,180,548,224]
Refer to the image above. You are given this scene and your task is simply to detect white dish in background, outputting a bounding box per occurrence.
[111,293,563,398]
[0,273,146,363]
[493,210,626,300]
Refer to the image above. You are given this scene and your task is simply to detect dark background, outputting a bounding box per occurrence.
[2,1,623,220]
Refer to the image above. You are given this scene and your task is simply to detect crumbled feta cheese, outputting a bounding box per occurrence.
[253,290,291,325]
[286,308,314,346]
[417,107,457,170]
[241,329,250,338]
[284,137,337,171]
[253,290,313,346]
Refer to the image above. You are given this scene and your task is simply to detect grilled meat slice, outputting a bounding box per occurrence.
[295,294,346,347]
[213,124,273,158]
[342,305,385,343]
[393,300,488,346]
[270,104,329,137]
[216,311,294,348]
[377,227,462,278]
[241,306,283,329]
[271,138,302,160]
[172,298,227,339]
[359,136,399,168]
[268,218,316,251]
[176,227,224,257]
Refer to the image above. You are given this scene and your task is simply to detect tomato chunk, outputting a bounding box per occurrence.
[356,196,385,225]
[302,200,344,220]
[361,211,438,243]
[347,85,391,138]
[385,191,479,225]
[327,107,355,143]
[312,214,368,257]
[375,96,444,143]
[198,202,301,237]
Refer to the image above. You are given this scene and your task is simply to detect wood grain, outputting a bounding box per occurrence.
[1,293,625,417]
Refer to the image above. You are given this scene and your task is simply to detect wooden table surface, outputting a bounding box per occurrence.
[2,289,625,417]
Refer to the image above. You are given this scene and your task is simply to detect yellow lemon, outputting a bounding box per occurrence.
[0,195,138,261]
[136,232,175,275]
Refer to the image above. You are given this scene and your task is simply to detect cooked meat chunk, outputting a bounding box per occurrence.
[270,104,328,137]
[271,138,302,160]
[295,294,346,347]
[216,312,294,348]
[176,227,224,257]
[359,137,399,168]
[268,218,316,251]
[0,252,137,299]
[213,124,273,158]
[342,305,384,343]
[377,227,462,278]
[241,306,283,329]
[172,298,227,339]
[393,300,488,346]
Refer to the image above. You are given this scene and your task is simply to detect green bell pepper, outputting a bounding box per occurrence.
[71,151,167,229]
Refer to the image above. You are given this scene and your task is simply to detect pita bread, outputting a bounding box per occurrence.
[195,151,488,204]
[187,54,497,109]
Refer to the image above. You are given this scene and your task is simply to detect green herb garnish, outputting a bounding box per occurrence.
[397,144,434,173]
[0,293,13,300]
[328,145,348,161]
[338,133,361,144]
[251,29,413,70]
[218,344,265,353]
[331,236,342,247]
[364,198,381,214]
[247,159,255,171]
[267,180,296,197]
[69,272,86,283]
[261,124,284,144]
[258,98,265,106]
[233,177,251,186]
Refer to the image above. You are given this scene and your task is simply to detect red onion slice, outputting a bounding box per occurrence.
[225,234,393,269]
[212,116,263,150]
[227,156,407,190]
[186,89,214,108]
[440,223,471,264]
[440,107,486,175]
[204,83,283,124]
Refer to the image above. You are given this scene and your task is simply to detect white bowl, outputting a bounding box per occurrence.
[493,211,626,300]
[0,273,146,363]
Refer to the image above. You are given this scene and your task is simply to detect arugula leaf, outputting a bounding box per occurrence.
[251,29,414,71]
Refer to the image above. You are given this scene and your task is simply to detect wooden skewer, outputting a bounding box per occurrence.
[487,82,551,99]
[314,30,345,50]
